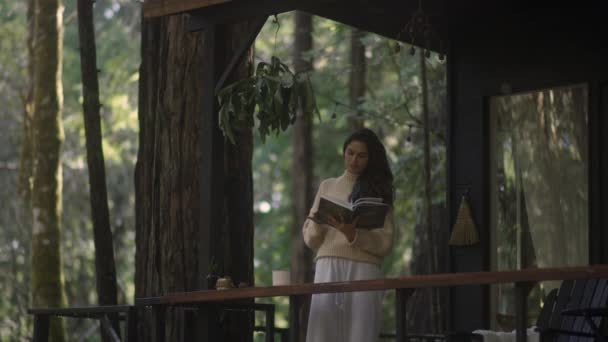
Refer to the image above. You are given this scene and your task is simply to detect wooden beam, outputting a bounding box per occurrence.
[215,17,267,94]
[187,0,339,32]
[304,0,446,52]
[143,0,231,18]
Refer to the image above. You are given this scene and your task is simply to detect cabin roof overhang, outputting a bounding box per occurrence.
[143,0,447,52]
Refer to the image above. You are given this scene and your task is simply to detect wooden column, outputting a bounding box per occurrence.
[32,315,50,342]
[396,289,415,342]
[289,295,302,342]
[197,23,224,341]
[514,282,533,342]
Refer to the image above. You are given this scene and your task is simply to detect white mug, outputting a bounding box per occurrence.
[272,269,290,286]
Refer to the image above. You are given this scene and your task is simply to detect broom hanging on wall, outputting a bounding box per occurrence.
[449,191,479,246]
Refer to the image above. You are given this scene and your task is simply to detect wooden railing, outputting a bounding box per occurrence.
[135,265,608,342]
[29,265,608,342]
[28,305,135,342]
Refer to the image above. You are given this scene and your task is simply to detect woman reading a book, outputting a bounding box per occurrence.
[303,128,395,342]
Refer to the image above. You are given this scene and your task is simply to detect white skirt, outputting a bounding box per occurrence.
[306,257,384,342]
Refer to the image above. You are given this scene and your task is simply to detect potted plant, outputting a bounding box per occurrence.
[206,260,219,290]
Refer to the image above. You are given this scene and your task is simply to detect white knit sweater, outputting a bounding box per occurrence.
[302,170,395,265]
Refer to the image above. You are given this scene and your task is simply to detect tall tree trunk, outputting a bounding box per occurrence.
[15,2,35,339]
[30,0,66,340]
[420,51,441,332]
[291,11,314,342]
[349,28,366,130]
[135,14,254,341]
[18,0,35,201]
[76,1,119,340]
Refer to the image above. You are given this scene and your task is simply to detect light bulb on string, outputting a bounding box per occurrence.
[438,41,446,62]
[330,102,338,120]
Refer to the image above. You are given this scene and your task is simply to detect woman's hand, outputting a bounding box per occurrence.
[327,214,358,242]
[307,212,323,224]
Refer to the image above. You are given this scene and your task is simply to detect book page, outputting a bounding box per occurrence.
[353,197,386,209]
[317,196,355,225]
[320,195,353,210]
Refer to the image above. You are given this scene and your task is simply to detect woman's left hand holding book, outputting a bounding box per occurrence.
[326,214,359,242]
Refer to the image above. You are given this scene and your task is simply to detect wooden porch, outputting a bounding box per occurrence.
[30,265,608,342]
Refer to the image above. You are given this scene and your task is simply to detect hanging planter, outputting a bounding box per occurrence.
[217,56,320,144]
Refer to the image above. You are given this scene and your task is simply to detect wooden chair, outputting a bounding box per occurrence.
[539,278,608,342]
[439,278,608,342]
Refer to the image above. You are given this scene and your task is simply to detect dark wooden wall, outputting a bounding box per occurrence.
[446,4,608,331]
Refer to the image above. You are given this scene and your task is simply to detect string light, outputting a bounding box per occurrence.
[315,97,442,144]
[397,0,444,59]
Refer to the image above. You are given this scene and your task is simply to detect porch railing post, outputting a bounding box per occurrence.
[153,305,166,342]
[396,288,415,342]
[125,306,138,342]
[32,314,50,342]
[265,303,276,342]
[515,281,535,342]
[289,295,301,342]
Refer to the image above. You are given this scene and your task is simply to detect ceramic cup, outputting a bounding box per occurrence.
[272,269,290,286]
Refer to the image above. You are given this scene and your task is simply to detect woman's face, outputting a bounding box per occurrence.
[344,140,369,175]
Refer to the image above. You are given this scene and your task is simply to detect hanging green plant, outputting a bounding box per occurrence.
[218,56,320,144]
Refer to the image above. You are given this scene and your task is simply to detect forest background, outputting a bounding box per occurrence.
[0,0,447,340]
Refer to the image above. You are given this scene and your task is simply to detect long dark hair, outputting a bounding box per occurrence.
[343,128,394,206]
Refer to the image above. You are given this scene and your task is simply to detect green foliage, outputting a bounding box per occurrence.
[218,56,319,144]
[0,3,450,340]
[0,0,139,340]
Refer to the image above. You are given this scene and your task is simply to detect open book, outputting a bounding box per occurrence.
[316,195,389,230]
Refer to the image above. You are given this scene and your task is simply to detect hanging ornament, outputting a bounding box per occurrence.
[330,102,338,120]
[448,191,480,246]
[406,124,413,142]
[394,43,402,53]
[438,41,446,61]
[409,46,416,56]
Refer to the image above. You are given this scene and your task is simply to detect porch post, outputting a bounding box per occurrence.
[396,288,415,342]
[197,23,224,341]
[32,314,49,342]
[514,282,534,342]
[290,295,302,342]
